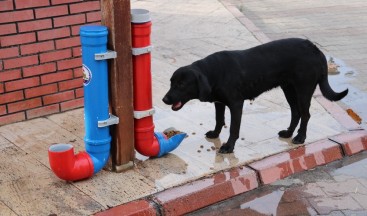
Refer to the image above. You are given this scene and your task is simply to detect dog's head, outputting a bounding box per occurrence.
[162,66,211,111]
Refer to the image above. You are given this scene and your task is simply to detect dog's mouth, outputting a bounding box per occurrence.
[172,101,183,111]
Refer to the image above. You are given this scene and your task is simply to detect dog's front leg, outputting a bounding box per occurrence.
[206,102,225,139]
[219,102,243,153]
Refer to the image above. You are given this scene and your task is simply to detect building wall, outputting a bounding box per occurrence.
[0,0,101,125]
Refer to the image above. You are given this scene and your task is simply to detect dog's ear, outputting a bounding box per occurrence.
[194,70,211,101]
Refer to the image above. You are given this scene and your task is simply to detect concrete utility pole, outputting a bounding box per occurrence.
[101,0,135,172]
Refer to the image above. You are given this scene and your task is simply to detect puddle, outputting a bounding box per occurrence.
[240,190,284,215]
[327,56,367,128]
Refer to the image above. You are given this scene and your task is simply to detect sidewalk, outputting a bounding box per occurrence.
[0,0,365,215]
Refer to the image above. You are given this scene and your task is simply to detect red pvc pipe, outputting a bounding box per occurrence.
[48,144,94,181]
[132,21,160,156]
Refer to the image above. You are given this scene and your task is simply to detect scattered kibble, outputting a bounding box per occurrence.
[192,132,196,135]
[211,146,216,150]
[197,150,201,153]
[163,130,182,138]
[241,138,245,140]
[200,145,204,148]
[224,125,228,128]
[207,149,210,152]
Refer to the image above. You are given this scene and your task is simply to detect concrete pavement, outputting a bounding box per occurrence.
[0,0,366,215]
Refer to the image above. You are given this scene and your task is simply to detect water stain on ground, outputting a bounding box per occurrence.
[327,56,367,128]
[190,152,367,216]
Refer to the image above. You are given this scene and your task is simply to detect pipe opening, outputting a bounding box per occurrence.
[49,143,73,152]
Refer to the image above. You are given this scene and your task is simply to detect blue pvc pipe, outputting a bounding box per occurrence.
[80,25,111,174]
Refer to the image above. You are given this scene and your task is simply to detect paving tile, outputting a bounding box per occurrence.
[47,108,85,139]
[94,200,157,216]
[0,134,13,150]
[0,146,50,183]
[249,139,343,184]
[73,169,161,208]
[316,179,367,197]
[308,195,363,215]
[0,201,17,216]
[153,167,258,215]
[329,130,367,156]
[0,117,84,167]
[0,173,104,216]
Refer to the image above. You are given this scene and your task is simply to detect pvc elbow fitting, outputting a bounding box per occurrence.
[48,144,94,181]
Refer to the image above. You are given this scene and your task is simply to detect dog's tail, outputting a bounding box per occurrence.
[319,75,348,101]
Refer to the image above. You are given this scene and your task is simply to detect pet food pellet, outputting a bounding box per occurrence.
[224,125,228,128]
[200,145,204,148]
[211,146,216,150]
[207,149,210,152]
[197,150,201,153]
[192,132,196,135]
[241,138,245,140]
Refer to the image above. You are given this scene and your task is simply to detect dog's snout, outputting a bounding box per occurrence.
[162,95,171,104]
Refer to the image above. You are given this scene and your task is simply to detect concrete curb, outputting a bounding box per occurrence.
[94,2,367,215]
[95,130,367,216]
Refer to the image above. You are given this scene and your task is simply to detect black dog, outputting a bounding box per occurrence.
[162,38,348,153]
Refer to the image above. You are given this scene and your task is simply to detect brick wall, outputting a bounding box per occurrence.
[0,0,101,126]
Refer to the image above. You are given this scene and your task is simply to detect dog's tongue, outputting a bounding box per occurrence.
[172,101,182,110]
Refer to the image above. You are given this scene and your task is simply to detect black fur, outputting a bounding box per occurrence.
[162,38,348,153]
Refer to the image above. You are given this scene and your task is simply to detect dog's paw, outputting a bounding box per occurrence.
[292,134,306,144]
[205,130,219,139]
[278,130,293,138]
[218,143,234,154]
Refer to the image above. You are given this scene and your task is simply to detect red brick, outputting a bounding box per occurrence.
[25,84,58,98]
[15,0,50,9]
[5,77,40,91]
[0,82,3,93]
[55,37,80,49]
[73,67,82,78]
[86,11,102,23]
[21,41,55,55]
[75,87,83,98]
[57,57,81,70]
[18,19,52,33]
[330,130,367,156]
[3,55,38,70]
[0,112,25,126]
[72,46,81,57]
[26,104,60,119]
[0,105,6,116]
[0,69,22,82]
[95,200,157,216]
[54,14,86,27]
[0,47,19,59]
[23,63,57,77]
[51,0,82,5]
[154,167,258,215]
[1,32,36,46]
[0,10,34,24]
[4,56,37,70]
[8,98,42,113]
[60,97,83,111]
[249,139,342,184]
[41,70,73,84]
[35,5,68,19]
[0,61,2,70]
[39,49,71,63]
[0,91,23,104]
[59,78,82,91]
[43,90,74,105]
[71,25,82,36]
[37,27,70,41]
[70,1,100,14]
[0,0,13,11]
[0,23,16,36]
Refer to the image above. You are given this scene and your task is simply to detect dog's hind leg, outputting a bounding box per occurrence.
[219,101,244,153]
[206,102,225,139]
[279,84,300,138]
[292,86,315,144]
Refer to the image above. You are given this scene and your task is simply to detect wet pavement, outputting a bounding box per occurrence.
[226,0,367,129]
[190,151,367,216]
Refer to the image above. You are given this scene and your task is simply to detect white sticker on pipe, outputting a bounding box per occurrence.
[82,64,92,86]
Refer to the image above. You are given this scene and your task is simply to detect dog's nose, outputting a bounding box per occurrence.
[162,95,170,104]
